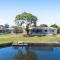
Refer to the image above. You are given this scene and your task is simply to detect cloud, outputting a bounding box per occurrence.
[0,16,5,25]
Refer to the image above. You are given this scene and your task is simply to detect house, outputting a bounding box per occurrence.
[28,27,57,36]
[0,25,14,34]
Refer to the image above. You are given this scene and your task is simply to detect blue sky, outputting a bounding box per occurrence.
[0,0,60,26]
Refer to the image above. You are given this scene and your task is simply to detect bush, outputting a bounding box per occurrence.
[13,26,23,34]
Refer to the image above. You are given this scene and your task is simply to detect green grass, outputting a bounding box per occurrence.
[0,34,60,43]
[0,34,12,36]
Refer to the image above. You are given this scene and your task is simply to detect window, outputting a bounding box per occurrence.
[39,29,42,32]
[51,30,54,32]
[32,29,35,32]
[32,29,42,33]
[44,30,47,32]
[0,30,2,33]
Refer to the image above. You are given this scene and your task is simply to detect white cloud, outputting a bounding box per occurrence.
[0,17,5,25]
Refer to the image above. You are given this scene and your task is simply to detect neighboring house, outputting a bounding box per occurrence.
[29,27,57,36]
[0,25,14,34]
[0,25,6,34]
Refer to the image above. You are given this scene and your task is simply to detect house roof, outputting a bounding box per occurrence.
[29,26,57,30]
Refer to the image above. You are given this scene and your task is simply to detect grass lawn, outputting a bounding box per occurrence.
[0,34,60,43]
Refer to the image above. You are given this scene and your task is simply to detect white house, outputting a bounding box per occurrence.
[29,27,57,36]
[0,25,14,34]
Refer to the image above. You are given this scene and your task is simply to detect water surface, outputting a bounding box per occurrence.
[0,46,60,60]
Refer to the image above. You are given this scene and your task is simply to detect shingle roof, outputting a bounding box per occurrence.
[29,26,57,30]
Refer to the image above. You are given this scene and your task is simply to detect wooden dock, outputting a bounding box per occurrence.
[12,41,60,47]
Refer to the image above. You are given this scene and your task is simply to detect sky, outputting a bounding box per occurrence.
[0,0,60,26]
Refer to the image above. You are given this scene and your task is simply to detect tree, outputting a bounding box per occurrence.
[25,24,30,35]
[50,24,60,34]
[57,27,60,33]
[50,24,58,28]
[12,26,23,34]
[15,12,37,27]
[40,24,48,27]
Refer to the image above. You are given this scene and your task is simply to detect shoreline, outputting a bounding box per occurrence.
[12,42,60,47]
[0,42,12,47]
[0,42,60,47]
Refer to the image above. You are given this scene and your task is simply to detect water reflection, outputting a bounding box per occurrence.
[15,46,60,60]
[30,46,60,60]
[30,46,54,51]
[15,47,37,60]
[0,46,60,60]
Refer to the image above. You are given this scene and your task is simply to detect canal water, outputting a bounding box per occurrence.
[0,46,60,60]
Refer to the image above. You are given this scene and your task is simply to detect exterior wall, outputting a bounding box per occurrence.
[0,25,14,34]
[29,27,57,36]
[29,29,47,36]
[0,28,14,34]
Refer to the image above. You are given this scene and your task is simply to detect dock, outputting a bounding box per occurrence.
[12,41,60,47]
